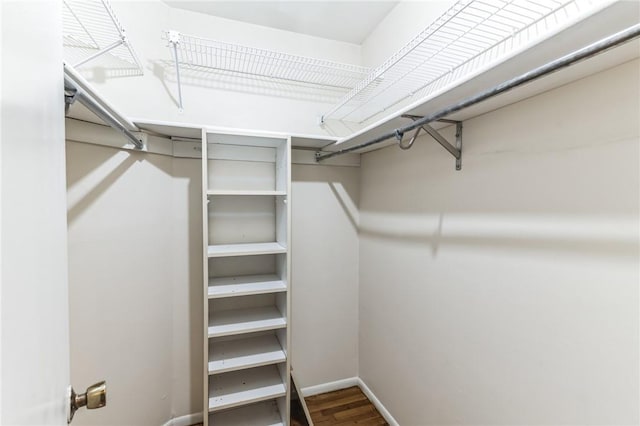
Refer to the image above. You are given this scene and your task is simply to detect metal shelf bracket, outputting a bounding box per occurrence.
[63,0,144,75]
[167,30,184,112]
[402,115,463,171]
[73,36,124,68]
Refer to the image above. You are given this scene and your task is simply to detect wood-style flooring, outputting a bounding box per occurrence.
[194,386,387,425]
[303,386,388,425]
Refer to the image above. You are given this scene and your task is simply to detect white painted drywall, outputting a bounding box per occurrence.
[65,138,360,423]
[66,142,175,425]
[358,59,640,424]
[170,157,205,419]
[75,0,362,137]
[361,0,455,68]
[163,1,398,45]
[291,164,360,388]
[1,2,70,424]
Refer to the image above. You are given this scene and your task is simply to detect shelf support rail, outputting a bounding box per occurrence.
[99,0,143,72]
[73,38,125,68]
[315,23,640,165]
[167,31,184,112]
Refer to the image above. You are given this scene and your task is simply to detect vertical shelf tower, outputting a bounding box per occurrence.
[202,130,291,425]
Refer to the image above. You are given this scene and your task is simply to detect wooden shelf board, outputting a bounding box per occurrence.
[209,274,286,299]
[209,334,286,375]
[207,242,287,258]
[208,365,286,412]
[207,189,286,196]
[209,400,284,425]
[209,306,286,338]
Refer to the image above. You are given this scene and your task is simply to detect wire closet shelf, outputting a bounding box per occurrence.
[321,0,596,124]
[162,31,370,90]
[63,0,143,74]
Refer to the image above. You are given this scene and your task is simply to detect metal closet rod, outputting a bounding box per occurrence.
[316,23,640,162]
[65,81,144,150]
[63,64,143,150]
[63,64,139,131]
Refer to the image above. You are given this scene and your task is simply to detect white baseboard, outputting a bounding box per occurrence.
[300,376,359,397]
[161,412,203,426]
[357,378,400,426]
[162,377,398,426]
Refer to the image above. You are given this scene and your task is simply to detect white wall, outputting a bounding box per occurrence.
[77,1,362,136]
[1,2,70,424]
[65,137,361,423]
[291,164,360,388]
[66,141,175,425]
[170,157,205,418]
[358,59,640,425]
[361,0,455,68]
[66,141,204,425]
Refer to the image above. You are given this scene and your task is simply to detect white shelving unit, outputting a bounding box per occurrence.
[316,0,636,160]
[63,0,143,74]
[161,30,370,109]
[202,130,291,425]
[321,0,613,125]
[163,31,369,90]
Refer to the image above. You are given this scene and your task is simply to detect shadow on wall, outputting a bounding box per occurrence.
[358,213,638,260]
[153,61,181,109]
[65,142,122,189]
[356,98,639,257]
[66,148,138,225]
[65,142,205,418]
[329,182,359,232]
[171,158,205,415]
[292,164,361,233]
[64,43,144,82]
[66,147,173,225]
[73,66,144,83]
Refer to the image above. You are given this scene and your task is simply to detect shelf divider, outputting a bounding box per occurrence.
[209,400,284,426]
[209,274,286,299]
[209,306,287,338]
[209,334,286,375]
[208,365,287,412]
[207,242,287,258]
[207,189,286,196]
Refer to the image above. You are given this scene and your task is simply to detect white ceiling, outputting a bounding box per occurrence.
[163,1,399,44]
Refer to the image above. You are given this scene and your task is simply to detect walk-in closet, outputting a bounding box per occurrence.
[2,1,639,425]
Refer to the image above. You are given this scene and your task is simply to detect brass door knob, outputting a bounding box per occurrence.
[68,381,106,423]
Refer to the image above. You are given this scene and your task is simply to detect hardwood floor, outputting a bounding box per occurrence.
[194,386,387,425]
[304,386,388,425]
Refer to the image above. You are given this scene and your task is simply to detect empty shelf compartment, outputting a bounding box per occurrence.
[209,274,286,299]
[205,137,288,193]
[209,306,286,338]
[209,400,284,426]
[208,242,287,258]
[209,365,287,412]
[209,334,286,374]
